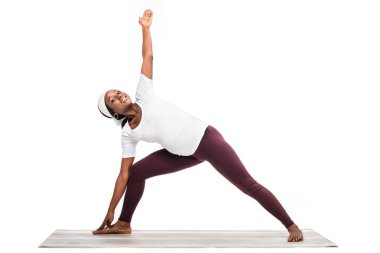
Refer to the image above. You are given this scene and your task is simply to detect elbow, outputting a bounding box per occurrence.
[118,173,129,184]
[143,54,153,61]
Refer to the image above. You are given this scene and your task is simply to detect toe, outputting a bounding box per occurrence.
[296,233,303,242]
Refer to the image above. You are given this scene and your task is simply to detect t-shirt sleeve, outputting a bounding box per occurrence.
[121,136,139,158]
[135,74,155,102]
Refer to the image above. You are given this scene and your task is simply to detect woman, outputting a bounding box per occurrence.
[93,9,303,242]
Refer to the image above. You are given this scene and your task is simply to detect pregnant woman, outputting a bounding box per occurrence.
[93,9,303,242]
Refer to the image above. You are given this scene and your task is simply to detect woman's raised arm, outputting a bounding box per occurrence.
[139,9,153,79]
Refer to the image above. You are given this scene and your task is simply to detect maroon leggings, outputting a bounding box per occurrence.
[119,125,294,228]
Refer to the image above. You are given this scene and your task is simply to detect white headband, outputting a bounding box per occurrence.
[98,92,112,118]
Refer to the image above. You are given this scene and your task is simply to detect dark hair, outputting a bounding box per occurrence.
[105,102,130,128]
[98,107,112,118]
[104,103,121,119]
[121,117,130,128]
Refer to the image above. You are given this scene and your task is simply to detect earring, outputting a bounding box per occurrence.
[113,112,119,119]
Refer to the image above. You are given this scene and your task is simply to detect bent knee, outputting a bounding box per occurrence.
[129,164,145,180]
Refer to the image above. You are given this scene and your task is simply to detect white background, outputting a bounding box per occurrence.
[0,0,379,252]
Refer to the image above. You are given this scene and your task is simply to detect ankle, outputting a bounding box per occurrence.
[117,220,131,227]
[287,223,298,231]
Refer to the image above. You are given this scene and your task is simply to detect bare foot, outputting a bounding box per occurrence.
[287,224,303,242]
[92,220,132,235]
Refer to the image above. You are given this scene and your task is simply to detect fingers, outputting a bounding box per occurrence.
[97,217,111,230]
[97,221,106,231]
[93,222,111,235]
[143,9,153,17]
[93,226,105,235]
[92,228,109,235]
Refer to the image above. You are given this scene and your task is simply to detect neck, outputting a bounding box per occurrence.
[124,103,140,118]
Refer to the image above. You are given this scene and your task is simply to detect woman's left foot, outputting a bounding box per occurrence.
[287,224,303,242]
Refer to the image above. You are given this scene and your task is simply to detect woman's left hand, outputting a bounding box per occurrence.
[139,9,153,29]
[92,211,115,234]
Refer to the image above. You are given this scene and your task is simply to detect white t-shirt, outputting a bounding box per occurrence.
[121,74,208,158]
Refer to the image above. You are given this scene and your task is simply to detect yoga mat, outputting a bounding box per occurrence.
[39,228,337,248]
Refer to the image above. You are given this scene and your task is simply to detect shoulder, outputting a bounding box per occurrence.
[136,74,155,100]
[139,73,153,84]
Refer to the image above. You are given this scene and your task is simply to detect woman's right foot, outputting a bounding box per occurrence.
[287,224,303,242]
[92,220,132,234]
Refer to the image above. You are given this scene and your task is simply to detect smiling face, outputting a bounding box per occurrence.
[104,89,132,116]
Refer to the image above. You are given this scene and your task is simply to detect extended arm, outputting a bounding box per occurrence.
[95,157,135,231]
[107,157,134,212]
[139,9,153,79]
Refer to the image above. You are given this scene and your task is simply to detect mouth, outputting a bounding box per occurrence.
[121,96,127,103]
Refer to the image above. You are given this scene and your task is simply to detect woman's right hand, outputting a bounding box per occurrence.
[92,210,114,234]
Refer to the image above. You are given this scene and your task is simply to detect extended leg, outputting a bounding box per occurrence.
[193,126,302,242]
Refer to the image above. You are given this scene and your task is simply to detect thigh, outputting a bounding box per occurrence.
[130,149,203,180]
[194,126,253,184]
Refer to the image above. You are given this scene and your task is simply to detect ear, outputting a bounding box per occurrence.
[114,113,126,121]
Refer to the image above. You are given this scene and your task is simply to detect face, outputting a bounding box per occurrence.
[105,89,132,115]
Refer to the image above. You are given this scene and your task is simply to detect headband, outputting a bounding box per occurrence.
[98,92,112,118]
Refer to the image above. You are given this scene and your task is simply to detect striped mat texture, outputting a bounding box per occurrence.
[39,228,337,248]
